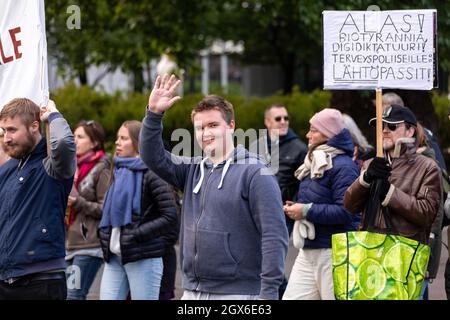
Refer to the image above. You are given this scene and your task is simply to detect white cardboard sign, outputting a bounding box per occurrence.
[323,10,437,90]
[0,0,49,110]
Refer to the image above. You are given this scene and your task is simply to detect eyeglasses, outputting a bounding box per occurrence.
[274,116,289,122]
[382,122,402,131]
[85,120,95,126]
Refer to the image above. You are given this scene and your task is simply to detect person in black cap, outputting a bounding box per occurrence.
[343,104,441,246]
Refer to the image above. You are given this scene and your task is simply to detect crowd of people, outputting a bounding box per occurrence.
[0,74,449,300]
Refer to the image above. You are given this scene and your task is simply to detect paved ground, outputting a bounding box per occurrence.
[88,226,449,300]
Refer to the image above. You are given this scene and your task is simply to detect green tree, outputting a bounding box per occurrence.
[46,0,216,91]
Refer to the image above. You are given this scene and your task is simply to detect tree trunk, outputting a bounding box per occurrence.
[133,66,144,93]
[282,61,295,94]
[78,68,88,85]
[189,74,196,94]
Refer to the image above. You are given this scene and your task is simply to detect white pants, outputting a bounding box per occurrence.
[283,248,335,300]
[181,290,258,300]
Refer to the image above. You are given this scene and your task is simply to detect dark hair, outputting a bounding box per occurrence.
[191,95,234,124]
[0,98,40,127]
[75,120,105,151]
[264,102,286,118]
[120,120,142,154]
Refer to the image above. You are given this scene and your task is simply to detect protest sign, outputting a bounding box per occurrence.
[323,10,437,90]
[0,0,48,110]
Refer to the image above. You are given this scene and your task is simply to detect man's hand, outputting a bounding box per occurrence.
[363,157,391,184]
[40,100,59,122]
[148,74,181,113]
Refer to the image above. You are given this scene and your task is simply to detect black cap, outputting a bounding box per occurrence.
[369,104,417,127]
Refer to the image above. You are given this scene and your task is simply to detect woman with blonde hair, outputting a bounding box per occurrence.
[98,120,177,300]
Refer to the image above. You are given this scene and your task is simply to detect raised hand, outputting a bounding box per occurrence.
[148,74,181,113]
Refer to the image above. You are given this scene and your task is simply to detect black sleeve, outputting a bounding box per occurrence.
[136,171,178,242]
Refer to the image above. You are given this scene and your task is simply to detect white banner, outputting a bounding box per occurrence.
[323,10,437,90]
[0,0,48,110]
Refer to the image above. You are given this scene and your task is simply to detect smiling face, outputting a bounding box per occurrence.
[115,125,138,158]
[193,109,235,159]
[0,116,39,159]
[264,106,289,138]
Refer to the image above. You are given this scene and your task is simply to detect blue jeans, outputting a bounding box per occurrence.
[66,255,103,300]
[419,279,429,300]
[100,255,163,300]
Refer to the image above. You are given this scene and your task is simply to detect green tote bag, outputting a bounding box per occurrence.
[331,231,430,300]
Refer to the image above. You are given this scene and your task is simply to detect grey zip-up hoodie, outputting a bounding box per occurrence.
[140,110,288,299]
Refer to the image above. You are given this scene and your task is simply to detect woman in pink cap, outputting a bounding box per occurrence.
[282,108,360,300]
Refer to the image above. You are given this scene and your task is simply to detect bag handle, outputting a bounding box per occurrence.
[346,232,350,300]
[365,179,395,233]
[405,241,421,283]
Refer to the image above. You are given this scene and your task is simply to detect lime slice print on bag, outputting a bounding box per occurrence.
[412,244,430,276]
[356,258,386,299]
[405,274,418,300]
[332,233,348,266]
[378,279,409,300]
[383,243,415,282]
[354,232,386,249]
[349,244,368,268]
[333,264,356,295]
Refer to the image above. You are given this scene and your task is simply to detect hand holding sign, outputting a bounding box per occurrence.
[148,74,181,114]
[40,99,59,122]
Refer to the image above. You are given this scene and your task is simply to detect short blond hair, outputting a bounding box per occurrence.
[0,98,40,127]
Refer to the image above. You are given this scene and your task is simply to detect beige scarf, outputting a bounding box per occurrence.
[295,145,344,181]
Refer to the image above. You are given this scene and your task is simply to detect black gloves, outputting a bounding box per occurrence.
[363,157,392,200]
[363,157,392,184]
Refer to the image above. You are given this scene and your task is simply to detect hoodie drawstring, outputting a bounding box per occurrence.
[193,157,234,194]
[193,158,208,194]
[218,158,233,190]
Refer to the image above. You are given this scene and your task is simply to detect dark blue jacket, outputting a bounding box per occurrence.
[0,114,75,280]
[298,129,360,249]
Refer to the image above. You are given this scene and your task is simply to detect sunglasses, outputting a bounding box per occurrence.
[382,122,402,131]
[274,116,289,122]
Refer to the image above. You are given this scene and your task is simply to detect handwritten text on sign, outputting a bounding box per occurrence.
[323,10,437,90]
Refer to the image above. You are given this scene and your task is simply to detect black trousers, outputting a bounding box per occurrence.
[0,272,67,300]
[160,246,177,294]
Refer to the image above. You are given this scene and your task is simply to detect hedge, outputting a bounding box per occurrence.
[52,83,449,155]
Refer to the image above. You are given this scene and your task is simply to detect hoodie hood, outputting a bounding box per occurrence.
[326,128,355,157]
[193,145,262,194]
